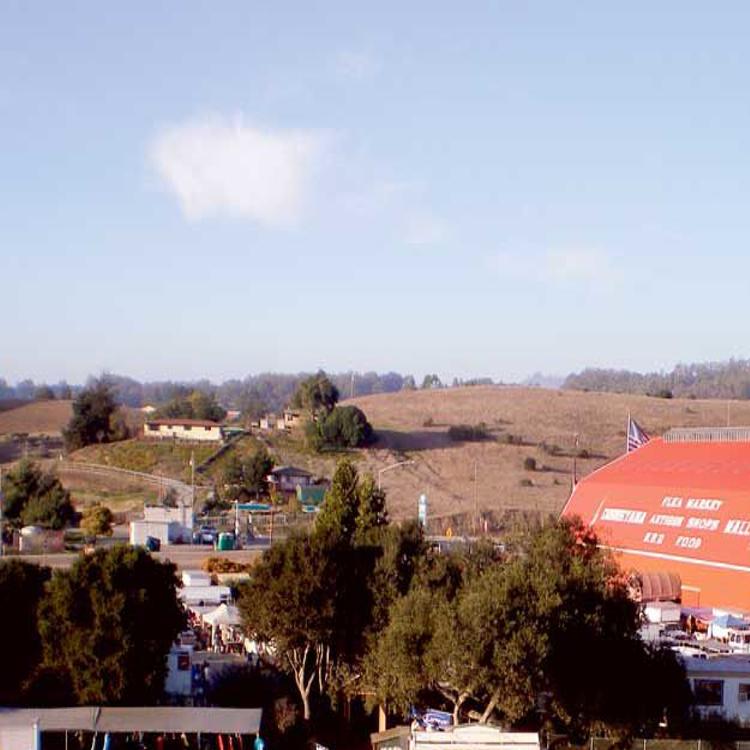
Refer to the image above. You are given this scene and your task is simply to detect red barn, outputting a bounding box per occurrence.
[562,428,750,612]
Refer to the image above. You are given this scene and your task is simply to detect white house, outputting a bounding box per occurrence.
[144,419,223,443]
[683,654,750,725]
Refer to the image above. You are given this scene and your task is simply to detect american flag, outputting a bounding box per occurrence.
[627,415,650,452]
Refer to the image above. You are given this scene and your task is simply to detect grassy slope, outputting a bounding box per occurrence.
[0,399,73,435]
[71,439,217,482]
[345,386,750,522]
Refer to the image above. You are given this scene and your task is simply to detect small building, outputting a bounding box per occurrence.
[165,644,193,698]
[683,654,750,725]
[130,503,193,546]
[144,419,223,443]
[268,466,314,493]
[283,410,303,428]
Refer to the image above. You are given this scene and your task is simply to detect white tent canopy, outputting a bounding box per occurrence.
[203,603,242,627]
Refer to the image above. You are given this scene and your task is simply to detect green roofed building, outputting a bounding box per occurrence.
[296,485,327,505]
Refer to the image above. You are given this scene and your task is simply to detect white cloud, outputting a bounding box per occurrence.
[149,116,326,226]
[491,248,619,287]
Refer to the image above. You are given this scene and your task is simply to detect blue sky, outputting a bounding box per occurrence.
[2,2,748,384]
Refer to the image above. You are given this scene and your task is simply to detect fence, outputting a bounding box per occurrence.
[57,460,212,506]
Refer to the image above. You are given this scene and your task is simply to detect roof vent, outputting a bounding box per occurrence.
[663,427,750,443]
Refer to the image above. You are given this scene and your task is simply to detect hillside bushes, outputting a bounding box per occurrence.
[447,422,491,442]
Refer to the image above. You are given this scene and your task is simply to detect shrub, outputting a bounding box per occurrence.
[423,416,434,427]
[520,478,534,487]
[523,457,537,471]
[309,405,375,450]
[448,423,491,442]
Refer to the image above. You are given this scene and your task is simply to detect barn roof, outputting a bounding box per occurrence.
[562,436,750,576]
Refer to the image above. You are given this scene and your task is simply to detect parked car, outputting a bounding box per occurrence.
[193,526,217,545]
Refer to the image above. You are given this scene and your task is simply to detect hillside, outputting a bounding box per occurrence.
[48,386,750,530]
[345,386,750,523]
[0,399,73,435]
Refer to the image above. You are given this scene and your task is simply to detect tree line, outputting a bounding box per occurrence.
[564,358,750,400]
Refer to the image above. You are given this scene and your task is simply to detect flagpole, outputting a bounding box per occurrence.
[626,411,631,454]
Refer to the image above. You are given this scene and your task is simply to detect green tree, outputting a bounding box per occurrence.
[63,380,119,450]
[2,459,75,530]
[316,405,374,449]
[159,389,226,422]
[222,447,274,500]
[291,371,339,417]
[38,546,185,705]
[316,460,387,543]
[369,519,689,738]
[0,560,51,705]
[244,446,274,495]
[421,374,442,389]
[80,503,114,540]
[239,532,362,721]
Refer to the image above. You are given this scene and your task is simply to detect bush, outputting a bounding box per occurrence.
[447,423,491,442]
[309,405,375,450]
[520,478,534,487]
[423,416,434,427]
[523,457,537,471]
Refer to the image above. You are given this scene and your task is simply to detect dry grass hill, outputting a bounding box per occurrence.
[0,399,73,435]
[345,386,750,523]
[5,387,750,529]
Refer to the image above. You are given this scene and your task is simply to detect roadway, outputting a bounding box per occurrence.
[9,540,270,570]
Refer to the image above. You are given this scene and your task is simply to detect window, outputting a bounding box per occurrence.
[693,679,724,706]
[739,684,750,703]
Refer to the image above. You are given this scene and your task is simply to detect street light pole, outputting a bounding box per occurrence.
[377,460,416,490]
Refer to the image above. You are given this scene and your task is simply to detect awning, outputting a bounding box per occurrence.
[0,708,261,735]
[203,603,242,627]
[638,571,682,602]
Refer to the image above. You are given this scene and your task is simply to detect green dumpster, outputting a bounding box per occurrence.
[217,532,235,551]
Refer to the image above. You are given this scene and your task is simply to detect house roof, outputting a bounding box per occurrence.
[270,465,313,477]
[146,419,221,428]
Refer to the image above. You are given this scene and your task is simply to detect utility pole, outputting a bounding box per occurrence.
[473,461,478,534]
[190,450,195,509]
[350,372,355,399]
